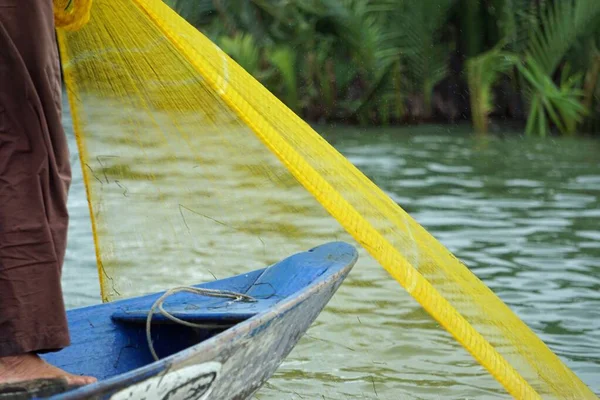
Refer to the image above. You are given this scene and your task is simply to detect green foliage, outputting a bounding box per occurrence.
[376,0,455,117]
[465,0,600,136]
[267,46,299,113]
[169,0,600,136]
[519,0,600,136]
[217,33,260,76]
[459,0,485,57]
[518,57,588,136]
[496,0,544,53]
[526,0,600,75]
[467,45,518,133]
[165,0,216,28]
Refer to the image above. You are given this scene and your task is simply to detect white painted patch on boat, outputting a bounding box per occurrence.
[110,361,221,400]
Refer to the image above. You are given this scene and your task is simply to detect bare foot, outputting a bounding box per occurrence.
[0,353,96,386]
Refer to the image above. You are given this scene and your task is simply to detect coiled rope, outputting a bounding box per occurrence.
[145,287,257,361]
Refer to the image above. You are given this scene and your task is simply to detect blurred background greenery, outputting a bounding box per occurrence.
[164,0,600,137]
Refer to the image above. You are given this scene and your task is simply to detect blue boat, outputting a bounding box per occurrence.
[20,242,356,400]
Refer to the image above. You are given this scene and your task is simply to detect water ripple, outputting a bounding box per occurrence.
[62,118,600,398]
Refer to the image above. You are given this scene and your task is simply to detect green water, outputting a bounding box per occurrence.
[61,110,600,398]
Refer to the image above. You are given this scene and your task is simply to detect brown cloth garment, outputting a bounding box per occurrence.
[0,0,72,356]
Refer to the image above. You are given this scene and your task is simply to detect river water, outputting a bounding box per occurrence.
[60,101,600,399]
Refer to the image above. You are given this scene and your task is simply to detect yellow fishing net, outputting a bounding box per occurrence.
[54,0,597,399]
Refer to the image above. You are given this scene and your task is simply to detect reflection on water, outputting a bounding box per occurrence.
[61,98,600,398]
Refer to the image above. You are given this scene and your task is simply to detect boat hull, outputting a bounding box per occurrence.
[42,242,357,400]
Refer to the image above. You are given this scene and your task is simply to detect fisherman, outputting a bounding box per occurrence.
[0,0,96,392]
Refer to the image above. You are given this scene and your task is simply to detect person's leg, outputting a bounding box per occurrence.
[0,0,94,385]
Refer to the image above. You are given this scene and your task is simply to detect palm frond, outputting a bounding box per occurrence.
[267,46,299,112]
[527,0,600,75]
[518,56,588,136]
[366,0,455,117]
[217,33,261,76]
[467,45,519,133]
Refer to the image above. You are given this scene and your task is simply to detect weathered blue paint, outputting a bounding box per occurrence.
[40,242,357,400]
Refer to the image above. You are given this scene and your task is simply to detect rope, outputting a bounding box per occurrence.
[145,287,257,361]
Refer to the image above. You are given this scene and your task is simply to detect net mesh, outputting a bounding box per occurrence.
[55,0,597,398]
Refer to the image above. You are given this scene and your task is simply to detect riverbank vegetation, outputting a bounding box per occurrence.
[166,0,600,137]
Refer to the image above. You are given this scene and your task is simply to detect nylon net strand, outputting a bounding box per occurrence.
[54,0,598,399]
